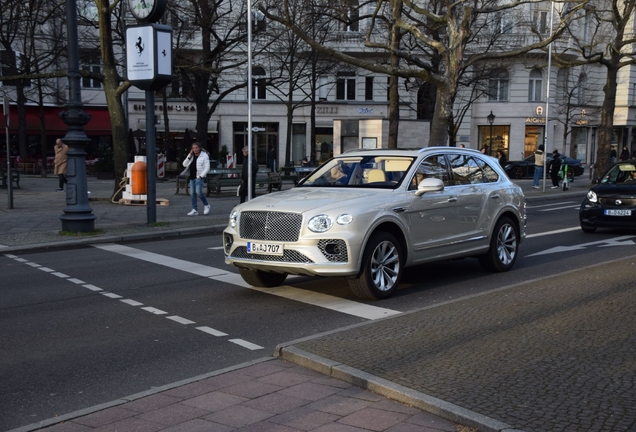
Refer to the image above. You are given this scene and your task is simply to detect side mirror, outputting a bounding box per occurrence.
[415,178,444,196]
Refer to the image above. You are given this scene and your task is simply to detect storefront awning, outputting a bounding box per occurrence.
[136,119,218,133]
[0,106,112,135]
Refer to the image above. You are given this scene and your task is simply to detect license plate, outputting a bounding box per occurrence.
[605,209,632,216]
[247,242,284,256]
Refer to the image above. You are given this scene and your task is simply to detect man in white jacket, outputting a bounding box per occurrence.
[182,143,210,216]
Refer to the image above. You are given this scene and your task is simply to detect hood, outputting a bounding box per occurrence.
[592,183,636,197]
[237,187,389,214]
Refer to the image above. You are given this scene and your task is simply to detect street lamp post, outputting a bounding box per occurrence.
[487,111,495,156]
[59,0,95,232]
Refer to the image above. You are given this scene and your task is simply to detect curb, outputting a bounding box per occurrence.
[0,224,228,253]
[275,346,520,432]
[7,356,275,432]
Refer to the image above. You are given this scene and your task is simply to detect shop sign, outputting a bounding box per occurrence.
[133,104,198,112]
[525,117,546,124]
[317,106,338,114]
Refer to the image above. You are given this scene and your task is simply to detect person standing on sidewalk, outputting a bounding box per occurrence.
[549,149,562,189]
[620,145,630,161]
[182,142,210,216]
[54,139,69,191]
[532,145,545,189]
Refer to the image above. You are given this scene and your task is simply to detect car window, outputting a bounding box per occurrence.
[448,154,486,185]
[474,157,499,182]
[601,163,636,184]
[301,156,415,189]
[408,154,450,190]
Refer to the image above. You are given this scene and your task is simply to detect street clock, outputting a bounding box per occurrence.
[128,0,167,23]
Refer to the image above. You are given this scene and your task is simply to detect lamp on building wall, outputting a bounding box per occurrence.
[487,111,496,156]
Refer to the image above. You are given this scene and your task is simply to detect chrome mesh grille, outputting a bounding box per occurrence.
[231,247,313,263]
[239,211,302,242]
[317,239,349,263]
[600,198,636,207]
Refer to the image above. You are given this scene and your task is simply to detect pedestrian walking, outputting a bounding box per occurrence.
[610,147,617,164]
[267,145,276,172]
[532,145,545,188]
[549,149,561,189]
[239,146,259,203]
[182,142,210,216]
[620,145,630,161]
[496,150,507,167]
[54,139,69,192]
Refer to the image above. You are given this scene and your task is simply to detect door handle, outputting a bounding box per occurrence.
[491,194,500,199]
[447,197,458,203]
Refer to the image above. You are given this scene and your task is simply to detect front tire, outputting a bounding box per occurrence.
[512,166,524,179]
[479,217,519,272]
[239,268,287,287]
[349,232,403,300]
[581,223,597,233]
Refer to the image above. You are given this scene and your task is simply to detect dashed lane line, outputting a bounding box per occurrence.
[527,201,576,209]
[526,227,580,239]
[3,253,263,351]
[539,205,580,211]
[91,243,400,321]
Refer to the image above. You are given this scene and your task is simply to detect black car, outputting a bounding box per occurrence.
[504,154,584,179]
[580,161,636,233]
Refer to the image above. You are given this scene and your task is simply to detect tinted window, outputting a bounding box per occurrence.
[474,157,499,182]
[448,154,486,185]
[409,155,450,190]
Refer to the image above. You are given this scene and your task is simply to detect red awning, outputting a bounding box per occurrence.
[0,106,112,135]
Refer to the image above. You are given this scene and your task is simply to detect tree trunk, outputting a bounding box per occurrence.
[387,0,402,149]
[17,84,28,159]
[429,88,451,146]
[595,62,619,178]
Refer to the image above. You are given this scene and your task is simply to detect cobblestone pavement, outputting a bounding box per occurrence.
[284,256,636,432]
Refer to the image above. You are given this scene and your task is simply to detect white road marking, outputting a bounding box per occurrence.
[83,284,103,292]
[52,272,70,278]
[14,258,28,262]
[101,292,123,299]
[167,315,195,325]
[92,243,400,321]
[92,244,228,277]
[539,205,580,211]
[38,267,55,272]
[0,245,9,248]
[527,201,576,209]
[68,278,86,284]
[229,339,264,350]
[208,246,224,250]
[527,235,636,257]
[4,254,17,258]
[142,307,168,315]
[196,326,228,337]
[526,227,580,239]
[120,299,144,306]
[26,262,41,268]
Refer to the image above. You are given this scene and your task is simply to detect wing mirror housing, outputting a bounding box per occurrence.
[415,178,444,196]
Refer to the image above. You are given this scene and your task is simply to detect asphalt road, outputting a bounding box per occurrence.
[2,195,636,431]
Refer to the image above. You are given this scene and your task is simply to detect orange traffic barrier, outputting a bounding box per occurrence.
[131,161,147,195]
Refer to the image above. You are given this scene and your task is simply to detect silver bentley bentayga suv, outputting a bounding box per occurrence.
[223,147,526,300]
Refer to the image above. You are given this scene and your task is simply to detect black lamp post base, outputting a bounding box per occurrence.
[60,213,96,233]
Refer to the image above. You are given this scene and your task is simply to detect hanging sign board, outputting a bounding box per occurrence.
[126,23,173,91]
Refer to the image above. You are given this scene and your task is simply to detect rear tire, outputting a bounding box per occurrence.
[349,232,403,300]
[512,166,524,179]
[239,268,287,287]
[479,217,519,272]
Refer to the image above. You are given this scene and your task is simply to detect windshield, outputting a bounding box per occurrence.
[601,163,636,184]
[299,156,415,189]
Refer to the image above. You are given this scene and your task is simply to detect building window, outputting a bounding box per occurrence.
[528,69,543,102]
[80,51,101,89]
[341,0,359,32]
[491,12,513,34]
[533,10,549,34]
[252,66,267,100]
[318,76,328,100]
[577,73,587,105]
[488,69,509,101]
[365,76,374,100]
[337,71,356,100]
[632,83,636,106]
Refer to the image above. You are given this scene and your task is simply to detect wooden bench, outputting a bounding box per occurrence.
[206,167,281,197]
[0,167,20,189]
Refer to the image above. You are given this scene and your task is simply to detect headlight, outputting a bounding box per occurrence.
[308,214,333,232]
[229,210,238,228]
[336,214,353,225]
[587,191,598,203]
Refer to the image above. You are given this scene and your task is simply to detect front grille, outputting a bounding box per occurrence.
[599,197,636,207]
[318,239,349,262]
[239,211,303,242]
[231,246,313,263]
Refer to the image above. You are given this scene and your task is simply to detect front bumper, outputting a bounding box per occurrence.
[579,201,636,228]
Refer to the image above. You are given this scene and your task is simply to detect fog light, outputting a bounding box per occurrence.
[224,234,234,253]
